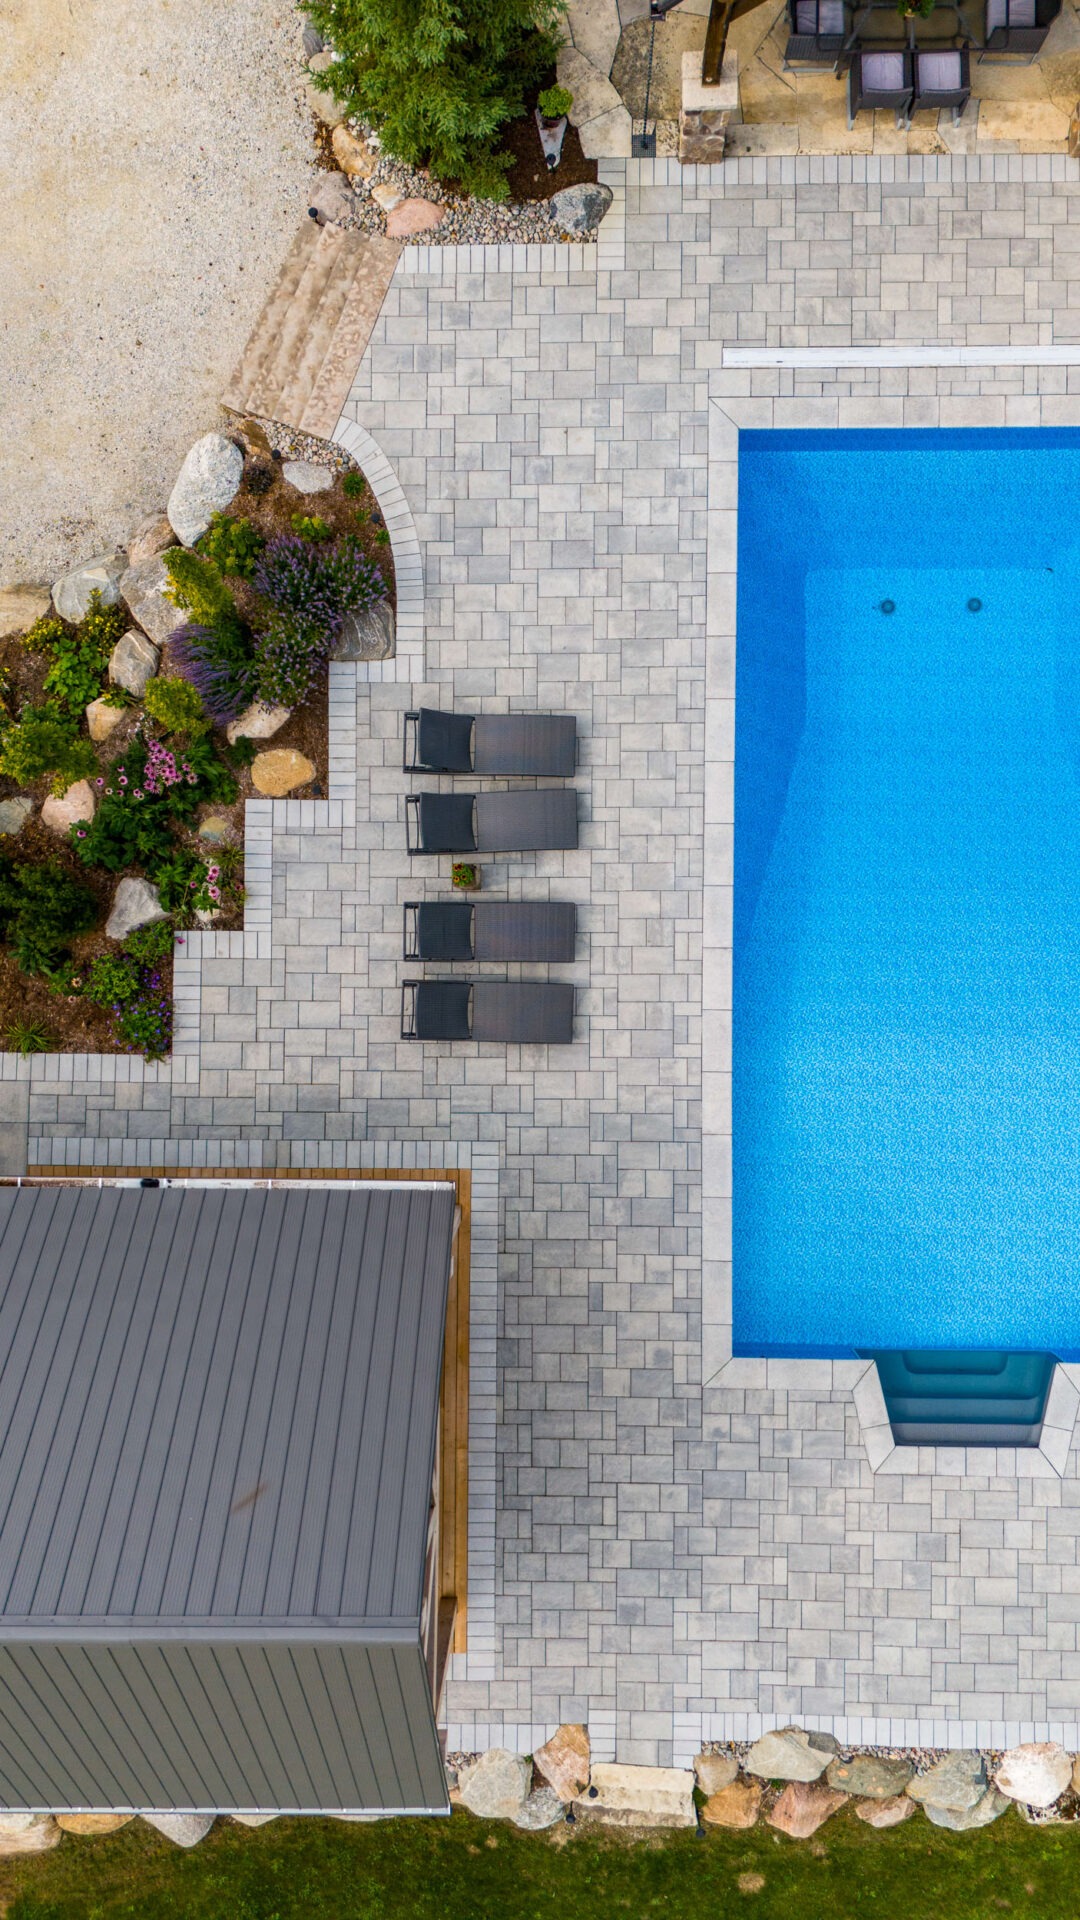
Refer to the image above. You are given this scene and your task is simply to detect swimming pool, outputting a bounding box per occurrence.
[734,429,1080,1356]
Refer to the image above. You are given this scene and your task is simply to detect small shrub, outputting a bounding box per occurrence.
[226,734,257,769]
[375,527,390,546]
[196,512,266,581]
[83,952,141,1010]
[290,513,333,543]
[170,622,256,726]
[0,707,97,794]
[114,971,172,1060]
[43,635,108,713]
[0,858,97,975]
[124,920,175,968]
[21,613,68,653]
[5,1020,52,1056]
[245,459,275,497]
[342,469,367,500]
[252,535,341,628]
[153,848,208,920]
[163,549,245,642]
[41,957,85,997]
[252,609,333,709]
[322,535,387,617]
[102,685,131,710]
[538,84,572,119]
[143,675,208,737]
[77,590,127,655]
[70,786,176,875]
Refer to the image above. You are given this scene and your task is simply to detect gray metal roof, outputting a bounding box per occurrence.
[0,1183,456,1629]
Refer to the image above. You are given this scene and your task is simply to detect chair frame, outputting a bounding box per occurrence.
[911,44,971,118]
[846,47,914,127]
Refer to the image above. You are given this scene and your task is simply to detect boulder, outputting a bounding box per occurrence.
[700,1780,762,1830]
[119,553,186,646]
[456,1749,531,1820]
[332,125,376,178]
[230,417,274,463]
[856,1794,918,1829]
[744,1727,837,1783]
[826,1755,913,1800]
[514,1787,566,1831]
[1073,1756,1080,1797]
[106,877,168,942]
[197,813,233,843]
[535,1724,590,1801]
[302,21,324,55]
[41,780,96,834]
[0,796,32,835]
[925,1787,1010,1832]
[108,629,159,698]
[573,1762,695,1830]
[906,1750,987,1814]
[141,1813,215,1847]
[308,171,355,225]
[305,48,346,126]
[694,1751,739,1797]
[226,700,292,744]
[767,1780,848,1839]
[56,1814,134,1835]
[386,197,446,238]
[995,1741,1072,1808]
[550,182,614,235]
[0,584,51,639]
[371,182,405,215]
[125,510,175,568]
[334,601,394,661]
[0,1815,61,1854]
[87,696,125,743]
[281,460,333,496]
[167,433,244,548]
[230,1813,277,1827]
[52,550,126,624]
[251,749,316,796]
[567,0,622,74]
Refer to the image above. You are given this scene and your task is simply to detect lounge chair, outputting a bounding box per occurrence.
[847,49,914,126]
[403,709,577,777]
[979,0,1058,58]
[912,46,970,116]
[403,900,577,963]
[401,979,575,1044]
[783,0,849,65]
[405,789,578,855]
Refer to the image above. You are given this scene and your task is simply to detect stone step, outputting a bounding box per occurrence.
[245,223,353,421]
[298,234,402,440]
[220,222,320,414]
[274,229,379,430]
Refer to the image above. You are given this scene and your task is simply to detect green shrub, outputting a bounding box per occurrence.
[114,976,172,1060]
[21,613,68,652]
[196,512,266,581]
[43,636,108,713]
[153,847,209,920]
[290,513,333,542]
[5,1020,53,1055]
[0,708,97,794]
[0,858,97,976]
[342,469,367,500]
[163,548,244,642]
[70,787,176,875]
[124,919,175,968]
[77,590,127,655]
[538,84,572,118]
[83,951,141,1009]
[143,675,208,737]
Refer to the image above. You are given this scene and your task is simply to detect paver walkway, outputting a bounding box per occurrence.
[15,156,1080,1765]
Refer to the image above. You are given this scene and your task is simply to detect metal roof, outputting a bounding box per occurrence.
[0,1183,456,1629]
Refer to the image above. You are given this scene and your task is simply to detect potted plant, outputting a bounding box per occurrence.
[452,862,480,890]
[535,85,573,170]
[896,0,935,16]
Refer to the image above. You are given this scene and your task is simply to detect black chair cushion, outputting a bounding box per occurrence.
[415,793,477,853]
[416,709,475,772]
[415,902,474,960]
[414,981,472,1040]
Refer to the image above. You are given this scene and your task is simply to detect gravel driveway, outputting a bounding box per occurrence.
[0,0,315,587]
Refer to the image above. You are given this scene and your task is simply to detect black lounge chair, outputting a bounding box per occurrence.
[784,0,848,65]
[980,0,1059,57]
[401,979,575,1044]
[847,48,914,125]
[912,46,970,116]
[403,900,577,963]
[405,789,578,855]
[403,708,577,777]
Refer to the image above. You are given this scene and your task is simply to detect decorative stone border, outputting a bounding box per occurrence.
[389,164,627,280]
[330,418,424,683]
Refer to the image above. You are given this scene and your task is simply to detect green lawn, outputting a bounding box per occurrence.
[3,1807,1080,1920]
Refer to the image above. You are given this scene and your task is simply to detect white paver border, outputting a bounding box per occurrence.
[331,417,424,683]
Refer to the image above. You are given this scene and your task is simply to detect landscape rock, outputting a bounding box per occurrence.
[308,171,354,225]
[371,182,405,215]
[281,460,333,496]
[744,1727,838,1783]
[0,584,51,639]
[334,601,394,661]
[332,125,376,178]
[1073,1756,1080,1797]
[227,701,292,745]
[856,1794,918,1829]
[0,1815,61,1855]
[119,553,186,646]
[230,418,274,463]
[535,1724,590,1801]
[230,1814,278,1827]
[251,749,316,796]
[125,510,175,568]
[826,1755,914,1799]
[694,1751,739,1797]
[0,796,32,835]
[302,21,324,56]
[108,629,159,698]
[906,1750,987,1814]
[141,1813,215,1847]
[567,0,622,74]
[167,432,244,547]
[305,51,346,126]
[56,1814,134,1834]
[513,1786,566,1831]
[87,696,125,743]
[456,1748,531,1820]
[995,1741,1072,1808]
[767,1780,849,1839]
[925,1787,1010,1831]
[549,182,614,235]
[41,780,96,834]
[197,813,233,843]
[700,1780,762,1830]
[106,876,168,941]
[386,197,446,238]
[51,550,126,624]
[573,1762,695,1829]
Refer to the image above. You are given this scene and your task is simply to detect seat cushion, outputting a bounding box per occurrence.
[916,48,962,88]
[1009,0,1037,21]
[818,0,846,28]
[985,0,1008,27]
[795,0,818,29]
[861,50,907,85]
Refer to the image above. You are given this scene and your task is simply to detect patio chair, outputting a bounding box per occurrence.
[403,900,578,963]
[403,709,577,777]
[401,979,575,1044]
[404,789,579,855]
[980,0,1059,58]
[847,48,914,125]
[783,0,849,65]
[912,46,970,116]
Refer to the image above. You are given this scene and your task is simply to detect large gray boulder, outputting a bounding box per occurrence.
[282,459,333,495]
[125,510,175,568]
[334,601,394,661]
[694,1751,739,1797]
[106,877,168,942]
[308,169,354,225]
[925,1786,1010,1831]
[456,1748,531,1820]
[167,432,244,547]
[0,796,32,836]
[109,629,159,698]
[826,1754,914,1799]
[0,584,50,639]
[995,1741,1072,1808]
[513,1786,565,1831]
[120,553,186,646]
[744,1727,838,1783]
[0,1814,61,1855]
[906,1750,987,1814]
[549,182,614,235]
[141,1813,215,1847]
[51,550,126,623]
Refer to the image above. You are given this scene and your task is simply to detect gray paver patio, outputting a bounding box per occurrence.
[16,155,1080,1764]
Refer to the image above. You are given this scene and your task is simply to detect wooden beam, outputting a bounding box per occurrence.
[702,0,737,83]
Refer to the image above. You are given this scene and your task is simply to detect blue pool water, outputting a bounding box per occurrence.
[734,429,1080,1356]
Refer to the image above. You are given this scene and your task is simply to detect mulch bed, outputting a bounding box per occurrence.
[313,103,597,205]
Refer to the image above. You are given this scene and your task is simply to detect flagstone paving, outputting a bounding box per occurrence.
[16,155,1080,1766]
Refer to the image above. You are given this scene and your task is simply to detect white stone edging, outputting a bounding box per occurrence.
[331,417,423,684]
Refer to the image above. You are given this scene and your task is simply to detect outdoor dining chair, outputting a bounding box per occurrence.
[980,0,1059,56]
[783,0,849,66]
[847,48,914,125]
[403,900,578,963]
[400,979,575,1045]
[404,789,579,855]
[403,708,578,777]
[912,46,971,115]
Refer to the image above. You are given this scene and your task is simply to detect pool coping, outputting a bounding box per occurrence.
[704,386,1080,1479]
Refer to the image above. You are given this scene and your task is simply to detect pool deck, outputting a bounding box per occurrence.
[15,156,1080,1764]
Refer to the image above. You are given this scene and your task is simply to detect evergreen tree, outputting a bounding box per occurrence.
[305,0,565,201]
